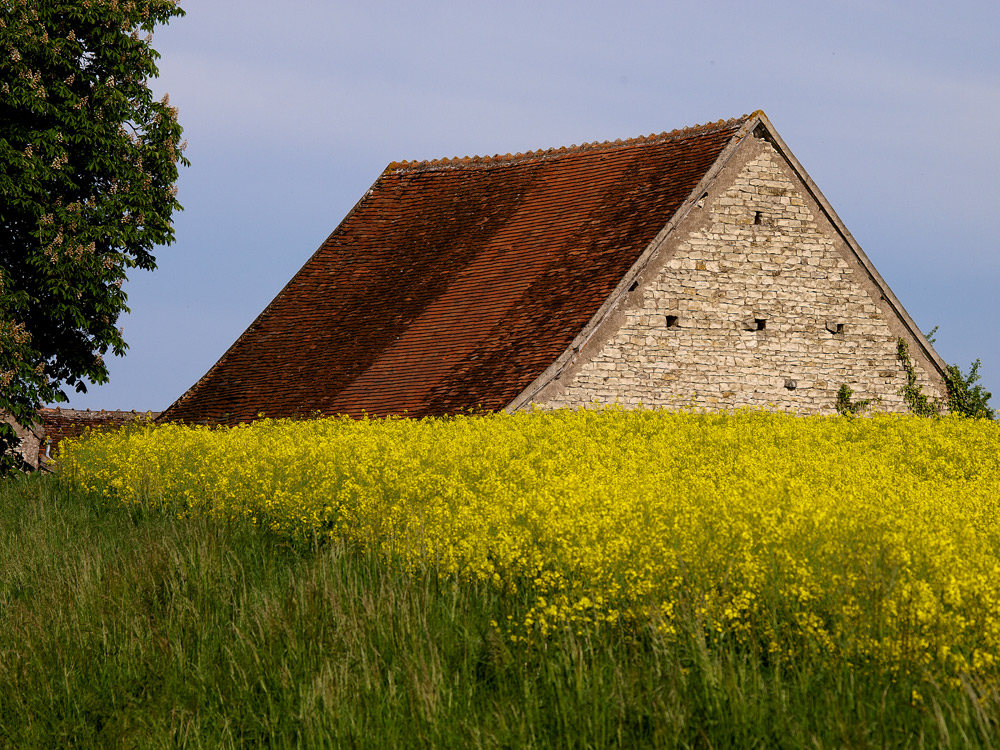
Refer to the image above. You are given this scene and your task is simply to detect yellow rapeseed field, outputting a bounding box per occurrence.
[58,408,1000,678]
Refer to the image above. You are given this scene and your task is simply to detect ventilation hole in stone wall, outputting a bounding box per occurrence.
[754,211,763,225]
[696,192,708,208]
[628,280,639,292]
[835,323,844,335]
[755,318,767,331]
[666,315,679,328]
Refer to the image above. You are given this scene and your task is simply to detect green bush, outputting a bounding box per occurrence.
[945,360,995,419]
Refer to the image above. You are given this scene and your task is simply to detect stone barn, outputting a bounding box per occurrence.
[161,111,945,425]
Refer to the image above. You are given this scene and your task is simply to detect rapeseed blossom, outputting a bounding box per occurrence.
[58,408,1000,678]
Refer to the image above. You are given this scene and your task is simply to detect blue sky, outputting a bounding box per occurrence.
[62,0,1000,412]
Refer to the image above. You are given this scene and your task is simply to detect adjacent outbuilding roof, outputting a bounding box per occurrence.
[163,116,751,424]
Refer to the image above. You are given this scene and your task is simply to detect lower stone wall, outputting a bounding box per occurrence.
[1,411,43,469]
[1,408,160,470]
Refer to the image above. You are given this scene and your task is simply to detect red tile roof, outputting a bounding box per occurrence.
[162,116,750,424]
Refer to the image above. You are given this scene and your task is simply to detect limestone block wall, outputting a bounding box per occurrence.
[535,138,944,415]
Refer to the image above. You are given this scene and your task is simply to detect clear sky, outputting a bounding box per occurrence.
[59,0,1000,413]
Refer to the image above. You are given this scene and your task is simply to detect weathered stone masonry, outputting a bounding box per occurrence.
[2,408,160,471]
[534,136,944,414]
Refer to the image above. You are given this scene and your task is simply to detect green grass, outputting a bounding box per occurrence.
[1,474,998,748]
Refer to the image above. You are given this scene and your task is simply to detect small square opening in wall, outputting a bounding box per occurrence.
[826,320,845,335]
[754,211,763,225]
[755,318,766,331]
[666,315,679,328]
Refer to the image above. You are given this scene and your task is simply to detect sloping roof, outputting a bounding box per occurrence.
[162,115,753,424]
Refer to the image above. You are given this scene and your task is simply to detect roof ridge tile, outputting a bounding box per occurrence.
[386,114,752,174]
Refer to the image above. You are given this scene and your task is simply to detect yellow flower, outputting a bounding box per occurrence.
[58,408,1000,678]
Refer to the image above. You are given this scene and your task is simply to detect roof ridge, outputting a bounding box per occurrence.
[39,406,158,417]
[386,114,753,173]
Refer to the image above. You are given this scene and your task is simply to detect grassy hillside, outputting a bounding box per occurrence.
[5,409,1000,747]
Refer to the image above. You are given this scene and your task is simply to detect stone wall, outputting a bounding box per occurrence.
[534,136,945,414]
[1,411,43,469]
[1,408,159,470]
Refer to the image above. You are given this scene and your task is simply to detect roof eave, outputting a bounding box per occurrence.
[158,168,395,424]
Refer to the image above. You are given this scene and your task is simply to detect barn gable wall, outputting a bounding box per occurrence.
[532,136,945,414]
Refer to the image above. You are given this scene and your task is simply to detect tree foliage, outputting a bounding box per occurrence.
[0,0,186,470]
[944,360,994,419]
[925,328,995,419]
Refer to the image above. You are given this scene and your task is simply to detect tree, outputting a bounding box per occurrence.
[944,360,994,419]
[0,0,187,471]
[924,328,995,419]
